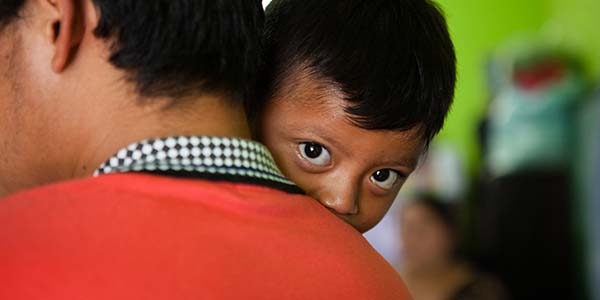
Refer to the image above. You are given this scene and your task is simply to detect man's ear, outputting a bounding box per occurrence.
[44,0,84,73]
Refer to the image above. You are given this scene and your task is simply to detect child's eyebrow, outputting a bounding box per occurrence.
[317,133,350,157]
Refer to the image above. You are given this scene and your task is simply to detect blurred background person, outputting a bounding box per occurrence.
[399,193,509,300]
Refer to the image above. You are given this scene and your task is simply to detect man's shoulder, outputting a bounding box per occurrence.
[0,173,319,232]
[0,173,411,299]
[1,172,304,203]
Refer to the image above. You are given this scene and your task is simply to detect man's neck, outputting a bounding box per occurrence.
[72,93,252,178]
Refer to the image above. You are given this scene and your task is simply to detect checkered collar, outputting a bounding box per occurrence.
[94,136,303,194]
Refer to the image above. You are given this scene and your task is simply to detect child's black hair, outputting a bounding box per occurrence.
[258,0,456,144]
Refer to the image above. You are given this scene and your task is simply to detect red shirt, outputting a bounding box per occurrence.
[0,173,411,299]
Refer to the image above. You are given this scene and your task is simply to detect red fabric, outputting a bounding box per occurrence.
[0,173,410,299]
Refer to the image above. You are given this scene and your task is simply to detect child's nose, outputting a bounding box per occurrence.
[317,185,359,215]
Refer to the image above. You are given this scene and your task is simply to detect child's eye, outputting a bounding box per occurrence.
[370,169,399,190]
[298,142,331,166]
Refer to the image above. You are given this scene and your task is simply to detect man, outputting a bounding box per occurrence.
[0,0,411,299]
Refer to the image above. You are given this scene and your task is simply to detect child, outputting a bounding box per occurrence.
[255,0,456,233]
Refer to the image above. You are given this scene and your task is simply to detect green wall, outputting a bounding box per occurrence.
[434,0,598,173]
[549,0,600,79]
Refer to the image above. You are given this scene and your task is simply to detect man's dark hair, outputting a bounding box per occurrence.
[0,0,264,102]
[259,0,456,144]
[0,0,21,27]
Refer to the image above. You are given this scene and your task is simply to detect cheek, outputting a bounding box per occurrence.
[415,227,452,258]
[402,227,441,260]
[430,230,454,254]
[0,40,22,147]
[282,165,327,198]
[356,193,396,231]
[261,133,296,179]
[19,35,56,100]
[258,111,291,170]
[0,33,16,105]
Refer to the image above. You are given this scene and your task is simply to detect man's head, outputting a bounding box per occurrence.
[257,0,456,232]
[0,0,264,196]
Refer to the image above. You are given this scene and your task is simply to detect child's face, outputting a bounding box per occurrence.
[259,74,424,233]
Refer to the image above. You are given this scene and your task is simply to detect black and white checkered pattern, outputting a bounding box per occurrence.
[95,136,297,188]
